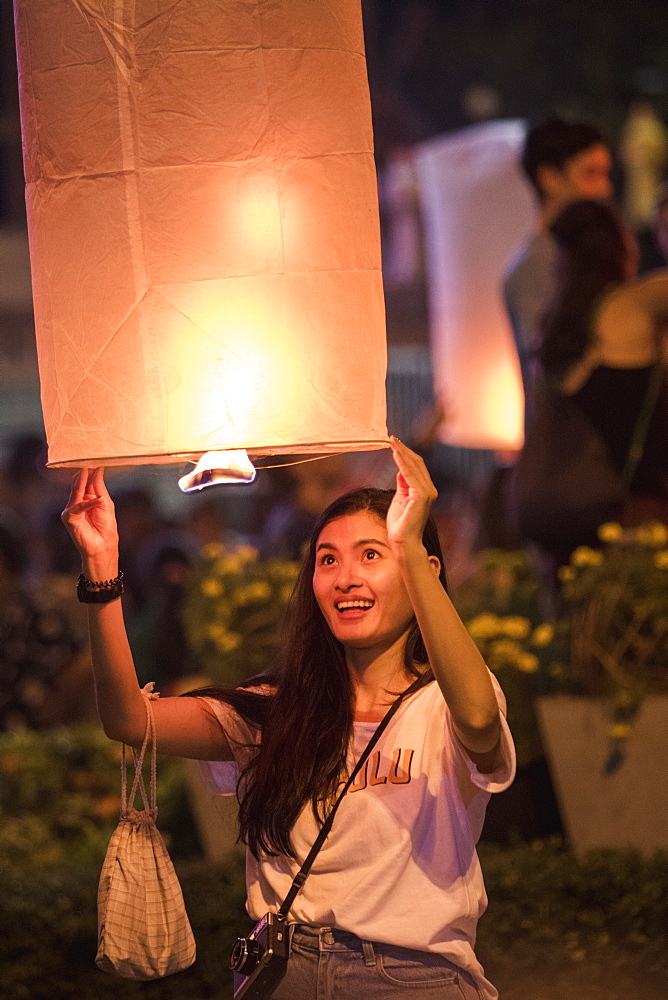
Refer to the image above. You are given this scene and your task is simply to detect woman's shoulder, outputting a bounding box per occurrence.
[195,681,275,739]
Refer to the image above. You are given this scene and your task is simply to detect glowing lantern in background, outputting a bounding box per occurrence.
[12,0,388,483]
[414,120,537,451]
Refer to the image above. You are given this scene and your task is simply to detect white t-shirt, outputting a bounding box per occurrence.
[198,677,515,1000]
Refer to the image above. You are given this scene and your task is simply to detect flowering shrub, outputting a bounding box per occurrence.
[181,543,299,688]
[452,548,545,624]
[452,549,562,767]
[556,523,668,768]
[457,524,668,771]
[0,725,187,869]
[557,523,668,701]
[462,610,570,767]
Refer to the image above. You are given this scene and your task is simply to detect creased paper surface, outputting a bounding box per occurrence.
[13,0,388,466]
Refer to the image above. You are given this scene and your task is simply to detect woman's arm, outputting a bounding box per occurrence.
[61,468,233,760]
[386,439,501,758]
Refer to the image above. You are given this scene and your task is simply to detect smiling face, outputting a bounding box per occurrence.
[312,510,415,655]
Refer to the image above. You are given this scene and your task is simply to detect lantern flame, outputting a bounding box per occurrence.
[178,450,256,492]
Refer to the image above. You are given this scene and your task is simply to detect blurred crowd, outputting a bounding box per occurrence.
[2,102,668,739]
[0,422,492,735]
[0,436,328,731]
[502,113,668,573]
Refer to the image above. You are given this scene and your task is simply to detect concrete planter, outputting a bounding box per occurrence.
[536,695,668,854]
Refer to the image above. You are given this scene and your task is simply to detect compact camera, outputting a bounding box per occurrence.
[230,912,290,1000]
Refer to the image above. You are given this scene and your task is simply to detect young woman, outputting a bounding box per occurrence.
[62,437,515,1000]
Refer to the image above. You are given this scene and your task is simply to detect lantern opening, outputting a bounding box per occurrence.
[178,451,256,492]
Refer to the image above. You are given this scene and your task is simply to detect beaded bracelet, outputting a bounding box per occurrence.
[77,571,125,604]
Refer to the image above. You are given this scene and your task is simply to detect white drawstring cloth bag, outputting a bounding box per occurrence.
[95,684,196,979]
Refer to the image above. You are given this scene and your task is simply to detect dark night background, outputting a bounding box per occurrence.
[3,1,668,222]
[2,0,668,437]
[0,10,667,999]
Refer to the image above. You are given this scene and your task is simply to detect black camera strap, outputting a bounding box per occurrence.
[276,676,423,921]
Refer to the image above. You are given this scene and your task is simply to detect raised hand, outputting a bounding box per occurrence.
[386,436,438,549]
[61,467,119,565]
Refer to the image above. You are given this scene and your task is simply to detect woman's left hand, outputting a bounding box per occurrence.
[386,436,438,548]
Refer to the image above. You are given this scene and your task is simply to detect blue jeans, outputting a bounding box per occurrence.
[267,924,485,998]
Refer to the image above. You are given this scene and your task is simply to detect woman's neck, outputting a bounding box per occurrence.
[347,637,415,719]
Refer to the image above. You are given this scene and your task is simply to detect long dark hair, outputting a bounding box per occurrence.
[539,200,632,379]
[187,487,447,860]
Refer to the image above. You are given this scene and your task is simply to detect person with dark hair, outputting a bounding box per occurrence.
[504,117,613,425]
[61,438,514,1000]
[537,198,668,527]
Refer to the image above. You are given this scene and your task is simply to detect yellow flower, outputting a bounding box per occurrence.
[489,637,524,664]
[234,582,271,606]
[597,522,622,543]
[570,546,603,567]
[499,616,530,639]
[609,723,632,740]
[235,545,258,564]
[650,523,668,546]
[201,577,223,597]
[207,623,241,653]
[216,555,242,575]
[517,653,540,673]
[532,624,554,646]
[201,542,225,560]
[251,581,271,601]
[207,623,227,642]
[557,566,575,582]
[217,631,241,653]
[654,550,668,569]
[634,522,668,547]
[466,613,501,640]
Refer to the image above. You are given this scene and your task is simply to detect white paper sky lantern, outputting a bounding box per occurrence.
[12,0,388,474]
[414,120,537,451]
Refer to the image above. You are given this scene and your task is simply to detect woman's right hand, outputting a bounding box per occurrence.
[61,468,119,569]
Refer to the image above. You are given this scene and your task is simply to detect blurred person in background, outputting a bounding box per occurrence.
[619,97,668,235]
[0,434,52,524]
[185,494,246,552]
[619,97,668,275]
[126,540,201,693]
[534,199,668,547]
[30,503,90,648]
[112,487,167,612]
[0,434,70,567]
[260,454,349,561]
[504,117,613,429]
[0,517,93,729]
[408,403,491,584]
